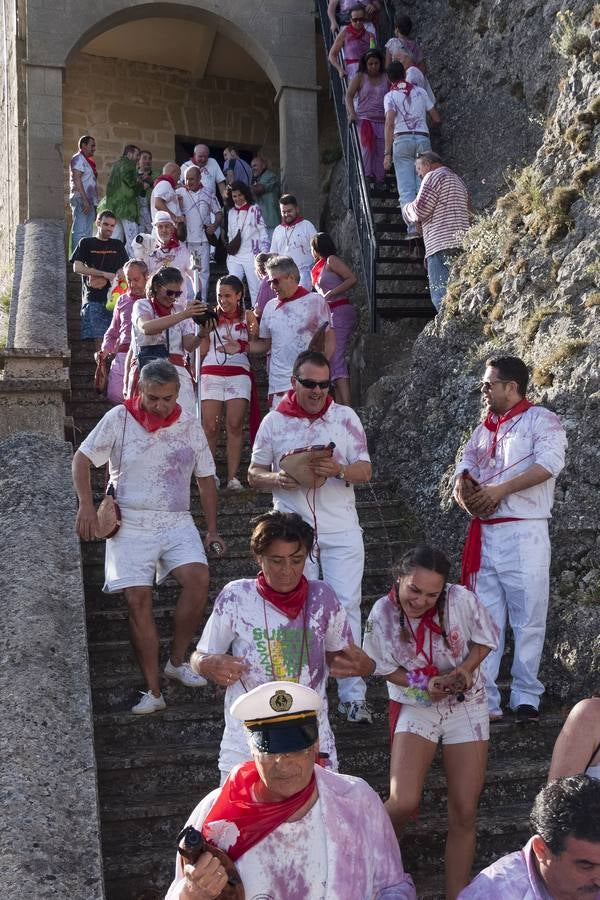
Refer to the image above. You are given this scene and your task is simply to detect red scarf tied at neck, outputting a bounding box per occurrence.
[346,22,366,38]
[411,607,443,656]
[256,572,309,619]
[275,285,309,310]
[150,298,174,318]
[201,761,316,861]
[483,397,533,456]
[85,155,98,179]
[277,389,333,422]
[157,234,180,251]
[153,173,177,190]
[281,215,304,227]
[124,395,181,432]
[234,203,251,212]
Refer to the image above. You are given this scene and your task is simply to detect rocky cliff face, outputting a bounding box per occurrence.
[364,2,600,701]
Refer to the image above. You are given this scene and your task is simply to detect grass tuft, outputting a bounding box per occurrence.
[524,306,555,342]
[532,339,589,386]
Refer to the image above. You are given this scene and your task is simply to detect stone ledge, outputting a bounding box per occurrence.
[0,433,104,899]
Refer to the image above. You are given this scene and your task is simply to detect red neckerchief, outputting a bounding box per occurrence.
[124,395,182,432]
[483,398,533,457]
[153,174,176,189]
[202,761,316,861]
[150,298,173,318]
[276,389,333,421]
[218,309,241,323]
[281,216,304,227]
[311,257,327,287]
[256,572,309,620]
[275,285,309,310]
[389,80,415,96]
[234,203,251,211]
[85,155,98,179]
[345,22,366,38]
[157,235,180,251]
[388,584,442,662]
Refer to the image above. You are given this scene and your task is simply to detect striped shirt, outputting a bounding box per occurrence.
[403,166,470,259]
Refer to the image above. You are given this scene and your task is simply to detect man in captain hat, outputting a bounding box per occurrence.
[166,681,416,899]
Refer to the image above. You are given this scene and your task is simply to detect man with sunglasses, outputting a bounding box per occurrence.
[251,255,334,408]
[453,356,567,724]
[249,351,374,724]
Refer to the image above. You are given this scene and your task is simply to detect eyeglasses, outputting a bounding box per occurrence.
[268,276,290,286]
[164,289,183,298]
[480,379,510,392]
[295,377,331,390]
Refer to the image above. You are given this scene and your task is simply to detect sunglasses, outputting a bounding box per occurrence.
[479,379,511,392]
[268,276,289,286]
[351,16,365,22]
[164,289,183,298]
[296,377,331,390]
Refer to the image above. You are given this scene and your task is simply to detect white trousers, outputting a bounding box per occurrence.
[112,218,139,257]
[305,527,366,703]
[187,241,210,300]
[227,253,260,303]
[475,519,550,715]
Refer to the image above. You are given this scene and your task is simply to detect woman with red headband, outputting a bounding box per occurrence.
[330,544,498,900]
[190,510,353,785]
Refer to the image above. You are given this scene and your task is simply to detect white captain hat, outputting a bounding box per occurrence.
[230,681,322,754]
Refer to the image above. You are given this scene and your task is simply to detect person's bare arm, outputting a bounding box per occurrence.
[309,457,371,484]
[328,644,376,678]
[72,450,99,541]
[247,337,271,355]
[153,196,182,224]
[323,255,357,297]
[138,301,205,335]
[190,651,249,686]
[345,74,362,121]
[247,461,297,492]
[328,31,346,77]
[216,179,227,202]
[183,332,202,352]
[73,260,114,281]
[328,0,339,32]
[72,169,90,211]
[384,109,396,171]
[428,106,442,125]
[548,699,600,781]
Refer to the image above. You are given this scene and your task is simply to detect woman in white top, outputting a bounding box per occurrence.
[199,275,254,491]
[225,181,269,304]
[383,60,440,236]
[129,266,204,417]
[548,698,600,781]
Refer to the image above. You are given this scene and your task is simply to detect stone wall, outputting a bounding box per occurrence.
[0,433,104,898]
[0,0,26,268]
[62,52,279,209]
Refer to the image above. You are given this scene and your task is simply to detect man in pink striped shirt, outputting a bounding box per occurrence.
[403,151,470,311]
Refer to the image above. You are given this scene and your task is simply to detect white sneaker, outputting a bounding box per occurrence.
[338,700,373,724]
[226,477,243,492]
[131,690,166,715]
[213,475,220,490]
[164,659,207,688]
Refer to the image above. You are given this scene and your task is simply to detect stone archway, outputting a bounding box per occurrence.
[25,0,320,222]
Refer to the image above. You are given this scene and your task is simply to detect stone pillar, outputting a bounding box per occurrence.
[277,85,320,226]
[25,65,65,219]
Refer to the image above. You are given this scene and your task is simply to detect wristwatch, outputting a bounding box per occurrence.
[336,466,346,481]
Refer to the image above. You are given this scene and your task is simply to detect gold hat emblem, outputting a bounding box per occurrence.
[269,689,293,713]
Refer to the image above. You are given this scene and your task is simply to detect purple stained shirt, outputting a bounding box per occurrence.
[101,291,138,353]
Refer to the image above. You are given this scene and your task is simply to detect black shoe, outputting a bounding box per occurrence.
[514,704,539,723]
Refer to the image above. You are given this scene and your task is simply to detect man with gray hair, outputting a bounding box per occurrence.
[402,151,470,312]
[72,359,225,715]
[180,144,227,202]
[250,255,334,406]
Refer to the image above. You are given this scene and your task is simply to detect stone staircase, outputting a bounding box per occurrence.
[67,271,564,899]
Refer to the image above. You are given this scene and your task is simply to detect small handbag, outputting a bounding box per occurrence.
[176,220,187,243]
[95,410,127,540]
[224,229,242,255]
[307,322,329,354]
[280,442,336,489]
[93,351,112,396]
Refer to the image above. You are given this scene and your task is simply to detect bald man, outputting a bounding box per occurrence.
[150,162,183,227]
[181,144,227,202]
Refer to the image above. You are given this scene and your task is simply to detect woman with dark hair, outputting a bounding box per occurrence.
[128,266,204,416]
[383,60,441,236]
[310,232,357,406]
[225,180,269,303]
[190,510,353,783]
[199,274,259,491]
[345,49,389,186]
[331,544,498,899]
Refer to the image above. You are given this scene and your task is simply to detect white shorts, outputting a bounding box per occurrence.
[103,509,207,593]
[394,691,489,745]
[201,373,251,402]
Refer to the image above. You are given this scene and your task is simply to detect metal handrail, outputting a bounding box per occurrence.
[315,0,395,332]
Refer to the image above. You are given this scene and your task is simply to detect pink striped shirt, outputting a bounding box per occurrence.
[403,166,470,259]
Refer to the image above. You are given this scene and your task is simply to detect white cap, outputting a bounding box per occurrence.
[152,210,174,226]
[230,681,322,724]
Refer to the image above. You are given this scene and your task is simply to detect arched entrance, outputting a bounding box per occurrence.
[25,0,320,222]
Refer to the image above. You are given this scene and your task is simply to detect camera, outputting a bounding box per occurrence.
[192,291,219,327]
